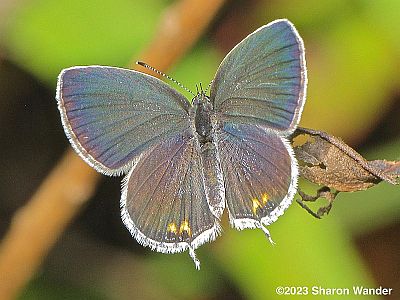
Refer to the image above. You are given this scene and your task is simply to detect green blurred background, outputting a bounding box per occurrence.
[0,0,399,299]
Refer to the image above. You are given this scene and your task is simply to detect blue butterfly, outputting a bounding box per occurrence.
[56,19,307,269]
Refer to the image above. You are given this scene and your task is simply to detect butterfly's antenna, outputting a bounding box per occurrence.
[136,61,196,97]
[205,80,213,94]
[199,82,204,93]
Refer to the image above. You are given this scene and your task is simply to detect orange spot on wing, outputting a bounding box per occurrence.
[167,222,177,234]
[179,220,192,237]
[251,198,261,215]
[262,193,270,204]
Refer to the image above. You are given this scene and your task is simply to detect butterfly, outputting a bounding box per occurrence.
[56,19,307,269]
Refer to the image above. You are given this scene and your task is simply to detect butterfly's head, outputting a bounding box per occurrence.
[192,83,211,106]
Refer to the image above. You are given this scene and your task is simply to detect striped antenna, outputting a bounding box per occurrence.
[205,80,213,94]
[136,61,195,97]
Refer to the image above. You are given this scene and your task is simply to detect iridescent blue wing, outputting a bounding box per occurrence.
[56,66,191,175]
[210,19,307,134]
[216,123,298,240]
[121,130,221,269]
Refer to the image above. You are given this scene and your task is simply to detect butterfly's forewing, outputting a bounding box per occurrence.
[216,123,297,236]
[121,130,221,269]
[211,19,306,134]
[57,66,190,175]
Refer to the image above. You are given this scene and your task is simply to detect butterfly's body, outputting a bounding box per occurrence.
[191,92,225,218]
[56,19,307,269]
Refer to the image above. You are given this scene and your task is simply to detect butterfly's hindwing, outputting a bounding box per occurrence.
[121,130,221,268]
[216,123,298,230]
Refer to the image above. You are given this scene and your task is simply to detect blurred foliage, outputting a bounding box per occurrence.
[4,0,166,85]
[259,0,400,142]
[1,0,400,299]
[20,274,107,300]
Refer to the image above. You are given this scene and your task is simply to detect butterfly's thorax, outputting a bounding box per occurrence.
[193,93,214,143]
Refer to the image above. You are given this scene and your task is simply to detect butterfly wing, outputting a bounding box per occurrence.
[56,66,191,175]
[210,19,307,134]
[121,130,221,269]
[216,123,297,238]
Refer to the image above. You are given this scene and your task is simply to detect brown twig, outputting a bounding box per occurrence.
[131,0,225,72]
[0,151,97,298]
[0,0,226,298]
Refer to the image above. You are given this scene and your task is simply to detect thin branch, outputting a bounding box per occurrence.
[131,0,225,72]
[0,152,97,298]
[0,0,226,298]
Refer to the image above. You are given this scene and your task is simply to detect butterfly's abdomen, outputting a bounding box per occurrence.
[199,141,225,218]
[194,96,213,143]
